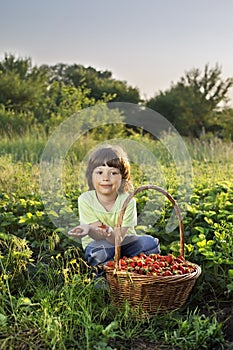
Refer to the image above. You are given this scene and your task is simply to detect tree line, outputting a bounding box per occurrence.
[0,53,233,139]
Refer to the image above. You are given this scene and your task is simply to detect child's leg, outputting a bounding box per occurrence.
[121,235,160,257]
[85,239,115,266]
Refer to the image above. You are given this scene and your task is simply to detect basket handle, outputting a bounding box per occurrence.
[114,185,185,268]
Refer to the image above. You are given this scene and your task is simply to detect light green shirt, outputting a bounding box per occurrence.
[78,190,137,249]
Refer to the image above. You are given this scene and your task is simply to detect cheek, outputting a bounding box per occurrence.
[92,174,98,185]
[116,177,123,187]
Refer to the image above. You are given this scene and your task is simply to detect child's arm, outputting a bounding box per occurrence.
[68,223,129,245]
[68,222,112,240]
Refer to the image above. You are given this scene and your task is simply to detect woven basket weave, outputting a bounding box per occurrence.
[104,185,201,315]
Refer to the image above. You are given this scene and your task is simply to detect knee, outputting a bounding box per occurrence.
[85,243,114,266]
[141,235,160,254]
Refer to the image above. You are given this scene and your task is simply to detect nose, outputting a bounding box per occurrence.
[102,170,110,181]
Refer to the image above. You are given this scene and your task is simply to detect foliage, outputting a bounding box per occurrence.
[0,131,233,348]
[2,54,233,141]
[46,62,141,103]
[0,54,141,135]
[0,244,227,350]
[33,80,97,127]
[185,183,233,298]
[213,108,233,140]
[0,54,48,113]
[142,308,225,350]
[1,171,233,302]
[146,64,233,138]
[0,105,36,136]
[134,183,233,301]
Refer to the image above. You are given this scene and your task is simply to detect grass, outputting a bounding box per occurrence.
[0,130,233,349]
[0,253,227,350]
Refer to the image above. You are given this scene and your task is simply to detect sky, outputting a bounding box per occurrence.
[1,0,233,103]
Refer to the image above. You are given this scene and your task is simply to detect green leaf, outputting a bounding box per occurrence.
[204,217,214,225]
[206,240,214,246]
[194,226,206,234]
[226,282,233,291]
[18,217,26,223]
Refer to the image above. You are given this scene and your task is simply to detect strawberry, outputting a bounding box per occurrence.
[153,262,160,269]
[136,260,143,267]
[98,224,107,229]
[164,270,173,276]
[106,260,114,267]
[171,264,179,271]
[165,255,173,264]
[108,253,196,277]
[119,259,127,268]
[155,271,162,276]
[159,261,166,268]
[145,257,154,264]
[178,265,186,274]
[175,256,185,264]
[149,266,157,272]
[132,256,139,261]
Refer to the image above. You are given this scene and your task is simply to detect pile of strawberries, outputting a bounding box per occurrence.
[106,253,196,276]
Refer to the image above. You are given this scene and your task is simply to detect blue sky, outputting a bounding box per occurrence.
[1,0,233,103]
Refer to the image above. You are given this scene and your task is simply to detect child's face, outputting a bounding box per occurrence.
[92,165,122,196]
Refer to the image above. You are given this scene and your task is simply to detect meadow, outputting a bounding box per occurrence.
[0,128,233,350]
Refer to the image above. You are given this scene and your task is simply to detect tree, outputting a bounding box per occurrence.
[184,64,233,108]
[209,107,233,140]
[46,63,141,104]
[146,64,233,137]
[0,54,48,113]
[0,55,98,132]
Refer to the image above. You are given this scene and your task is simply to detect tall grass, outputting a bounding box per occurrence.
[1,126,232,163]
[0,127,47,163]
[186,136,233,162]
[1,125,233,163]
[0,130,233,195]
[0,155,40,195]
[184,137,233,186]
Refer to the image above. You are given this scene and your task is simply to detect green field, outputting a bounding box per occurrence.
[0,130,233,349]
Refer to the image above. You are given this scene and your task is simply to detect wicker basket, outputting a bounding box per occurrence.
[104,185,201,315]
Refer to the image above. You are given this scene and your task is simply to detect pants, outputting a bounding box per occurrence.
[85,235,160,266]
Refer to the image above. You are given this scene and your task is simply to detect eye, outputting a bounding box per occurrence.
[111,171,120,175]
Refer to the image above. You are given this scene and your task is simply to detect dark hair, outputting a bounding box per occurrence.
[86,145,132,193]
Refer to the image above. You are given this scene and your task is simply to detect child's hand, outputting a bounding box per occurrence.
[68,224,89,237]
[97,225,113,238]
